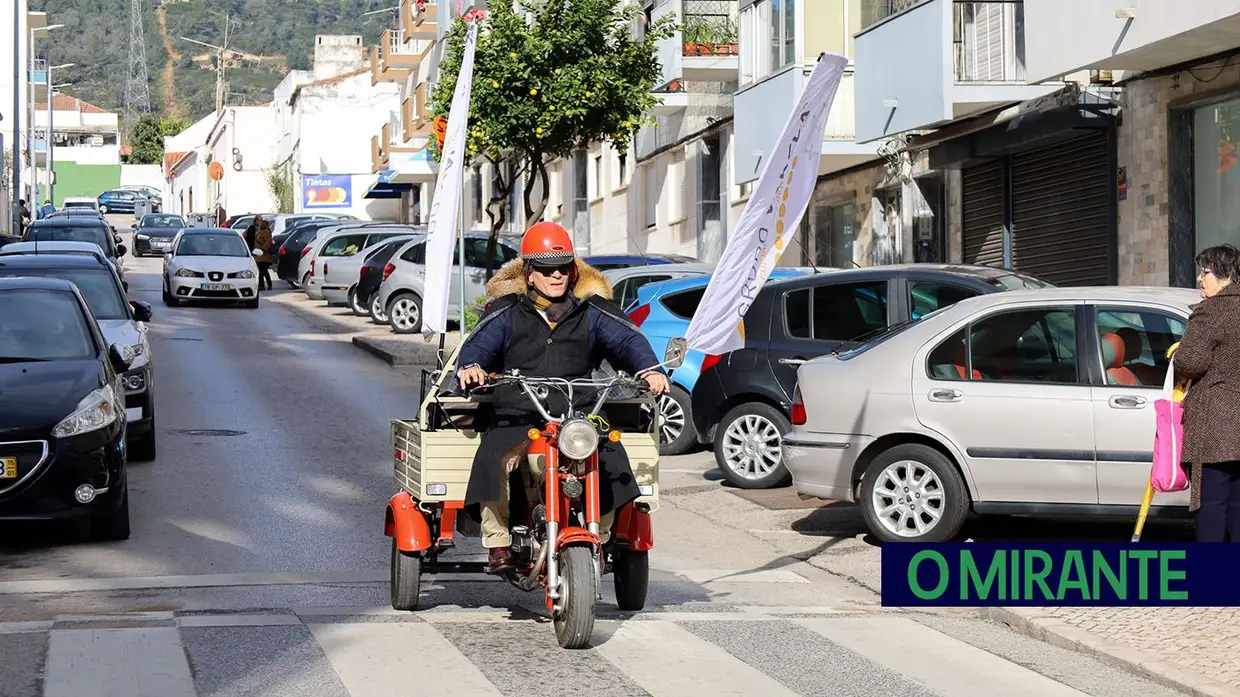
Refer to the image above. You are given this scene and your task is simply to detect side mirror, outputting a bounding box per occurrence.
[108,343,135,373]
[131,300,153,322]
[116,243,128,257]
[664,338,686,369]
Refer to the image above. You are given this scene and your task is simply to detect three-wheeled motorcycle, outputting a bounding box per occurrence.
[383,343,666,649]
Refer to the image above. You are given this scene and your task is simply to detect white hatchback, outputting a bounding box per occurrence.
[162,227,261,308]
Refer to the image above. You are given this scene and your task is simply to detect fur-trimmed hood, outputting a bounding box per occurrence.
[484,257,613,301]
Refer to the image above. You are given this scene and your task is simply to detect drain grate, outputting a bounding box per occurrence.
[170,429,247,437]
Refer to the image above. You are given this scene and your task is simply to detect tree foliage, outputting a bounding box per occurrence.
[430,0,676,234]
[126,115,193,165]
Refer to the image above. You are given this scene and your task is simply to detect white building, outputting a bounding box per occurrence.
[206,106,280,222]
[33,93,121,167]
[163,110,218,216]
[1,4,49,230]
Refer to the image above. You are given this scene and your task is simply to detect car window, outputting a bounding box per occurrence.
[784,281,888,342]
[785,288,811,338]
[0,268,128,320]
[618,274,672,310]
[142,215,184,228]
[362,233,401,249]
[929,307,1079,384]
[1096,308,1186,387]
[177,234,250,257]
[0,289,97,360]
[26,225,111,254]
[321,234,368,257]
[464,238,517,268]
[400,242,427,264]
[909,282,978,319]
[660,287,705,320]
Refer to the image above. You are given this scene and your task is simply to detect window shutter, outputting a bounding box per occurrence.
[669,149,686,223]
[644,161,659,228]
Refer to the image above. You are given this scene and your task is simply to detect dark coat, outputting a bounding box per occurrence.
[1175,282,1240,510]
[458,258,660,519]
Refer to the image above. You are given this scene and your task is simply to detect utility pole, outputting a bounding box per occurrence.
[124,0,152,125]
[181,12,242,116]
[10,0,20,235]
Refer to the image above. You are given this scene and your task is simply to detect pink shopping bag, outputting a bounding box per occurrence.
[1151,357,1189,493]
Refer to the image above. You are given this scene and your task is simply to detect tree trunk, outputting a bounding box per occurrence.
[522,150,550,230]
[483,154,514,281]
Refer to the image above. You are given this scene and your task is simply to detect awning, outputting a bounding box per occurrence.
[364,170,413,199]
[387,147,438,183]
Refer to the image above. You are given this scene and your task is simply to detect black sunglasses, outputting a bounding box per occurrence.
[532,262,574,276]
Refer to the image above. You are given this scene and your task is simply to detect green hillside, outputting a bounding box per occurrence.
[29,0,393,124]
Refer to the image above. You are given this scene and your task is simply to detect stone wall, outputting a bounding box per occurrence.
[1117,58,1240,285]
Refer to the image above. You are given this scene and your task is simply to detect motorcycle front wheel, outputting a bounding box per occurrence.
[553,546,597,649]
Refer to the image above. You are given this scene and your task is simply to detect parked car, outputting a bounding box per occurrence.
[623,268,816,455]
[301,226,416,301]
[61,196,100,212]
[24,217,127,287]
[229,212,355,237]
[276,221,387,287]
[0,276,134,540]
[162,227,261,308]
[97,189,144,215]
[356,237,426,322]
[0,254,156,460]
[319,234,421,310]
[133,214,187,256]
[786,286,1198,542]
[374,232,521,334]
[583,253,697,271]
[602,262,714,312]
[0,240,125,289]
[689,264,1055,489]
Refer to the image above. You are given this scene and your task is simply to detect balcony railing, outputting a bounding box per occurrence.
[823,70,857,141]
[682,0,738,57]
[401,0,439,38]
[953,1,1026,82]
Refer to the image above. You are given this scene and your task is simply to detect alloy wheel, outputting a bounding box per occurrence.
[656,394,685,446]
[390,297,420,331]
[870,460,946,538]
[720,414,783,480]
[371,294,388,323]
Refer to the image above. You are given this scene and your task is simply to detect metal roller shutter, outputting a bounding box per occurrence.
[962,161,1005,269]
[1010,132,1110,286]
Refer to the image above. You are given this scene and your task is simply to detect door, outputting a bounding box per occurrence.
[913,304,1097,503]
[767,278,895,401]
[1089,305,1189,506]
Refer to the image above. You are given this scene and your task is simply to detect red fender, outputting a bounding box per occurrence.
[384,492,432,553]
[556,526,601,549]
[614,504,654,552]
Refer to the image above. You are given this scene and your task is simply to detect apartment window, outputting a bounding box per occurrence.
[592,153,604,199]
[697,134,725,263]
[644,162,659,228]
[618,155,627,187]
[740,0,794,85]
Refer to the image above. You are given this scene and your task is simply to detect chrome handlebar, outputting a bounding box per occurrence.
[467,370,653,424]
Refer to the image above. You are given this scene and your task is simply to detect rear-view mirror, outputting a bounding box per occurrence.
[116,243,128,257]
[131,300,153,322]
[108,343,135,373]
[664,338,686,369]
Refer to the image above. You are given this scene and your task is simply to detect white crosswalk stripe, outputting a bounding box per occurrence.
[0,607,1160,697]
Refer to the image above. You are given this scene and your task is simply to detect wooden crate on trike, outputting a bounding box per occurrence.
[382,345,665,649]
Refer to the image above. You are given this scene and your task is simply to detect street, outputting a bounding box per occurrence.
[0,225,1197,697]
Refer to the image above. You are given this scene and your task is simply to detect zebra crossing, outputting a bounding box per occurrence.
[0,605,1193,697]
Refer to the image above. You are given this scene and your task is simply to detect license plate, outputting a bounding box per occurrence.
[1,457,16,480]
[200,283,232,291]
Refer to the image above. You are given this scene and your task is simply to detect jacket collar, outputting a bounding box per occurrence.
[485,257,613,302]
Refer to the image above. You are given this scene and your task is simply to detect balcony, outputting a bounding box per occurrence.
[381,29,432,71]
[853,0,1061,143]
[733,66,879,185]
[401,83,433,142]
[649,0,739,108]
[401,0,439,40]
[370,35,414,86]
[1022,0,1240,82]
[371,133,387,173]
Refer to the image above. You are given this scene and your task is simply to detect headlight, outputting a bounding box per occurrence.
[135,233,149,240]
[231,270,255,279]
[558,418,599,460]
[122,368,147,393]
[52,385,121,439]
[174,268,198,277]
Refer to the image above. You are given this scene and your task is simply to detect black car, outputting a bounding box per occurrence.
[689,264,1054,489]
[276,221,388,287]
[0,276,133,539]
[25,217,128,286]
[133,213,187,256]
[355,235,427,320]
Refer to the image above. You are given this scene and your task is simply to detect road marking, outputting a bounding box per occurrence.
[0,620,53,634]
[795,617,1090,697]
[309,623,504,696]
[43,627,196,697]
[55,612,175,623]
[0,570,388,594]
[593,619,800,697]
[178,614,302,628]
[676,568,810,584]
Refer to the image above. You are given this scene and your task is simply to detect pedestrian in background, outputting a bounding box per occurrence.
[1175,243,1240,541]
[39,199,54,219]
[252,215,274,291]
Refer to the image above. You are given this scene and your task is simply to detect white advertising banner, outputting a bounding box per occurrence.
[421,21,480,338]
[683,53,848,355]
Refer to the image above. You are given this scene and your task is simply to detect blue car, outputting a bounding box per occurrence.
[626,267,816,454]
[97,189,142,215]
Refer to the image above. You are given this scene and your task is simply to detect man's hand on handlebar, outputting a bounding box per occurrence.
[459,365,489,391]
[640,371,670,395]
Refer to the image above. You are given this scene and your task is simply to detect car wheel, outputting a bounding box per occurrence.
[89,484,130,541]
[387,292,423,334]
[162,282,178,307]
[348,287,368,316]
[99,204,109,214]
[129,418,156,462]
[858,443,969,543]
[656,386,696,456]
[713,402,792,489]
[246,297,260,309]
[370,293,389,324]
[300,272,310,290]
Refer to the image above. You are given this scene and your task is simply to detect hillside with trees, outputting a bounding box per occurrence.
[29,0,392,124]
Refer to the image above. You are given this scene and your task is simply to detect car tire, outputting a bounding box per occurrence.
[386,292,423,334]
[657,386,696,456]
[370,293,389,324]
[348,287,368,316]
[130,417,157,463]
[713,402,792,490]
[858,443,969,543]
[89,484,131,542]
[300,272,310,290]
[162,283,178,307]
[99,204,109,214]
[245,297,260,309]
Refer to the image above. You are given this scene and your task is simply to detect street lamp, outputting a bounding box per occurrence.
[43,63,73,206]
[27,24,63,206]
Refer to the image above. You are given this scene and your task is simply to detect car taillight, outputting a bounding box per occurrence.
[300,246,313,258]
[627,304,651,327]
[359,267,366,280]
[791,384,806,425]
[701,354,722,372]
[278,245,287,255]
[383,263,395,281]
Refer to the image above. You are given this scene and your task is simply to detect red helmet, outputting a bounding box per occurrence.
[521,221,575,266]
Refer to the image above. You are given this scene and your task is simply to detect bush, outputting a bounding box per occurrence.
[463,295,487,333]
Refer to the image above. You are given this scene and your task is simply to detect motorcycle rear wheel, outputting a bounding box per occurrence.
[390,539,422,611]
[553,546,597,649]
[612,549,649,611]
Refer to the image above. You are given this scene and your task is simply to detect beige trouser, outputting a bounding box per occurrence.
[480,452,615,549]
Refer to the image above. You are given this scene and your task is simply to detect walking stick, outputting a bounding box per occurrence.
[1131,479,1155,542]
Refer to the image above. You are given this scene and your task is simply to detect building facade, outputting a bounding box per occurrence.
[32,93,121,206]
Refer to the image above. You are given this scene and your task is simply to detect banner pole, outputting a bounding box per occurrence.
[457,172,467,332]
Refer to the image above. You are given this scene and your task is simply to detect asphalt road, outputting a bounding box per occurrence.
[0,231,1193,697]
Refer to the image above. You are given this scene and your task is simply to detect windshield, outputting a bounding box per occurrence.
[0,268,128,320]
[986,272,1055,291]
[835,306,953,360]
[176,234,251,257]
[142,215,185,228]
[0,289,96,361]
[63,200,96,209]
[26,225,110,253]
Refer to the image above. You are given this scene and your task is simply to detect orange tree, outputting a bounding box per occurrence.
[430,0,676,276]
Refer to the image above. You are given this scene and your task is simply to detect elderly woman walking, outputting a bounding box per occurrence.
[1176,244,1240,542]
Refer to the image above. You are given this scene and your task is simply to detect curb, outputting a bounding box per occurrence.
[982,606,1240,697]
[352,335,460,366]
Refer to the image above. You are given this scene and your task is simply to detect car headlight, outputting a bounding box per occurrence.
[231,270,255,279]
[558,418,599,460]
[174,268,199,277]
[52,385,121,439]
[135,233,149,240]
[121,368,147,394]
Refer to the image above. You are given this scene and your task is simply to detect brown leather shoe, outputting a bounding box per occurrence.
[486,547,515,574]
